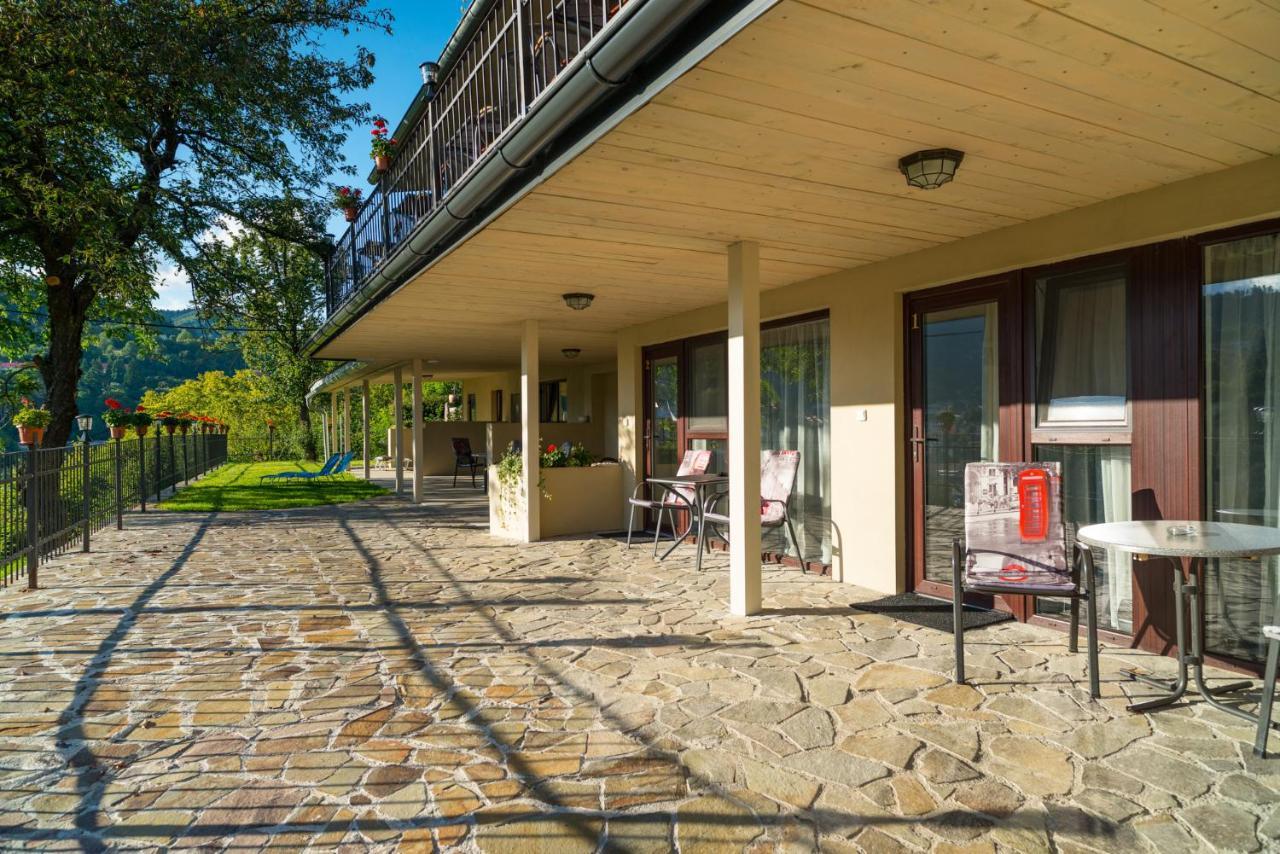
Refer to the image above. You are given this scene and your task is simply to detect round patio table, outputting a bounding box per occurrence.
[644,474,728,561]
[1078,520,1280,723]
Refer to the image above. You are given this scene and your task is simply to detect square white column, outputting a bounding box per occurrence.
[329,392,338,456]
[521,319,541,542]
[361,379,371,480]
[392,365,405,495]
[342,390,351,453]
[411,358,425,504]
[728,241,762,616]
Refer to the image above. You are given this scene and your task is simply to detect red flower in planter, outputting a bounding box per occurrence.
[105,397,121,410]
[546,444,557,453]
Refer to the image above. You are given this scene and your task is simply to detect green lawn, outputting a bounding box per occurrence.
[159,461,387,512]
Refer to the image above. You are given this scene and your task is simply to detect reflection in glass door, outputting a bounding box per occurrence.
[648,353,680,481]
[913,302,1000,590]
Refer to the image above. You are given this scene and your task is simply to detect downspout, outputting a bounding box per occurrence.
[310,0,714,356]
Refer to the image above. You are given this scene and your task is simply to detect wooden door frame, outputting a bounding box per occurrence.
[904,274,1027,615]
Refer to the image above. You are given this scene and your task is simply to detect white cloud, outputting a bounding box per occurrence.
[153,262,192,310]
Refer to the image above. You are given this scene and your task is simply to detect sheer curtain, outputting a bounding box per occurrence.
[981,302,1000,461]
[1099,449,1133,631]
[1203,233,1280,662]
[760,317,831,563]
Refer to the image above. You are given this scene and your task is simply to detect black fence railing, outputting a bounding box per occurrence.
[325,0,632,315]
[0,433,228,589]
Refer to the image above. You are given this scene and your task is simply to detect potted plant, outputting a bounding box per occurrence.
[333,186,363,223]
[177,414,194,435]
[103,398,131,440]
[370,116,396,173]
[157,411,181,435]
[132,407,153,438]
[12,399,51,446]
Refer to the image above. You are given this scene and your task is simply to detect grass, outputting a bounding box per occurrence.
[158,461,387,512]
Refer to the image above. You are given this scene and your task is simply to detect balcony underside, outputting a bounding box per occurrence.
[314,0,1280,369]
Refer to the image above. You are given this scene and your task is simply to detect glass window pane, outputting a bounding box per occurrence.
[650,356,680,479]
[922,304,1000,583]
[689,438,726,477]
[688,338,727,433]
[1035,264,1129,427]
[761,317,831,564]
[1034,445,1132,633]
[1203,233,1280,663]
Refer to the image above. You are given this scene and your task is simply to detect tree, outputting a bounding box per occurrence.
[188,206,334,460]
[142,369,296,440]
[0,0,388,445]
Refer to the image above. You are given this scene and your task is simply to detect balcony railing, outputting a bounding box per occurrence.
[326,0,631,316]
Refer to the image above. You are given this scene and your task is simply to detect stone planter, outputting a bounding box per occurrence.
[488,463,622,540]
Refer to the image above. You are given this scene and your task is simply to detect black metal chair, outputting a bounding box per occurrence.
[1256,624,1280,757]
[952,461,1100,699]
[450,437,486,488]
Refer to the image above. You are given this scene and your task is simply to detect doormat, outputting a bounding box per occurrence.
[850,592,1014,634]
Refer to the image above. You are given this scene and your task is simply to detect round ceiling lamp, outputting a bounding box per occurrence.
[561,348,581,359]
[562,292,594,311]
[898,148,964,190]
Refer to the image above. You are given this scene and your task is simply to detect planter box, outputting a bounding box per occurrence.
[488,463,622,540]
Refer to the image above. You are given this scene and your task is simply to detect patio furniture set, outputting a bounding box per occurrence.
[625,454,1280,755]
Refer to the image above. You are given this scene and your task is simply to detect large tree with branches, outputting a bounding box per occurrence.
[0,0,386,445]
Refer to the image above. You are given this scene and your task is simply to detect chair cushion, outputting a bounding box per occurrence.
[963,462,1070,590]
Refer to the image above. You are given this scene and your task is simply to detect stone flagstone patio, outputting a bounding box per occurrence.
[0,477,1277,851]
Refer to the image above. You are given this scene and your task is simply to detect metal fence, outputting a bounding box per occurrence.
[0,433,228,589]
[326,0,631,314]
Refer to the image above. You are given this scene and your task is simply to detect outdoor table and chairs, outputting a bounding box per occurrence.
[1077,520,1280,748]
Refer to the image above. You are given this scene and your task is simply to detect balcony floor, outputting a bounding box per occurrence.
[1,477,1277,851]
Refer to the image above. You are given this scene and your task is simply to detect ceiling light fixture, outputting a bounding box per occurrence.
[561,348,581,359]
[898,148,964,190]
[562,292,594,311]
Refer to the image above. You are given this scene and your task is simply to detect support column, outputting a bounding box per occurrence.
[321,411,330,459]
[329,392,338,456]
[392,365,405,495]
[342,389,352,453]
[728,241,762,616]
[411,358,425,504]
[520,320,540,542]
[361,379,371,480]
[616,331,641,528]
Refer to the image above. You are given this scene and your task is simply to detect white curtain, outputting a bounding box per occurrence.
[760,318,831,562]
[1099,449,1133,631]
[1203,233,1280,661]
[981,302,1000,461]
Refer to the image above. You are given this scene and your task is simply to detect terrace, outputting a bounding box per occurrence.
[1,477,1276,851]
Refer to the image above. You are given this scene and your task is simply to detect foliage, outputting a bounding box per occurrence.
[102,399,132,428]
[158,461,386,512]
[0,0,389,445]
[11,403,50,428]
[369,116,396,159]
[187,205,336,460]
[540,442,593,468]
[142,370,295,438]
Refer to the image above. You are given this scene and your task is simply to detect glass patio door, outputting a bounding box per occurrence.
[908,293,1004,599]
[645,346,682,482]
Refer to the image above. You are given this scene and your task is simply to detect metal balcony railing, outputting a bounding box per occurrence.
[325,0,631,316]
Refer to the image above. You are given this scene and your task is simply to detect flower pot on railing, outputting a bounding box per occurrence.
[135,425,149,438]
[343,207,357,223]
[109,426,127,441]
[16,425,44,446]
[374,154,390,173]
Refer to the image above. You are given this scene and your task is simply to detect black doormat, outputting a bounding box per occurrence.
[850,592,1014,634]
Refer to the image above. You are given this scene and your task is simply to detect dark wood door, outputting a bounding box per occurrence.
[906,277,1025,611]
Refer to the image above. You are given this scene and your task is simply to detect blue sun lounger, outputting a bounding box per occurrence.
[260,451,353,483]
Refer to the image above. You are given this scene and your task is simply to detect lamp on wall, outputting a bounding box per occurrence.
[898,148,964,190]
[561,348,581,359]
[562,292,594,311]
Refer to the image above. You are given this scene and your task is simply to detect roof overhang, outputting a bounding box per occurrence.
[316,0,1280,371]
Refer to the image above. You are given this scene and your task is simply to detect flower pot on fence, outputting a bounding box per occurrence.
[374,154,390,173]
[343,207,357,223]
[16,425,44,446]
[135,426,149,438]
[109,426,127,441]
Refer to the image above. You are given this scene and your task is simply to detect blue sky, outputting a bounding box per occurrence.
[154,1,465,309]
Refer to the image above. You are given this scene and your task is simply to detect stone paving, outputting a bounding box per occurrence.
[0,477,1277,852]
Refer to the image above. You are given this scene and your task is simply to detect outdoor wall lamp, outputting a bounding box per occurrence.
[562,292,594,310]
[898,148,964,190]
[561,348,581,359]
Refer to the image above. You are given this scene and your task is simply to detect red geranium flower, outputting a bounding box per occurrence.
[135,405,145,412]
[546,444,557,453]
[105,398,121,410]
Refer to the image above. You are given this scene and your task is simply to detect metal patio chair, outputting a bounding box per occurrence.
[695,450,803,572]
[951,461,1100,698]
[1255,624,1280,757]
[626,449,711,555]
[451,437,487,488]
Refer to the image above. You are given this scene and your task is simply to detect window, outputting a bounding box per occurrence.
[539,380,568,423]
[467,393,477,422]
[510,392,520,422]
[1203,232,1280,663]
[1034,445,1132,633]
[1035,264,1129,430]
[687,337,727,433]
